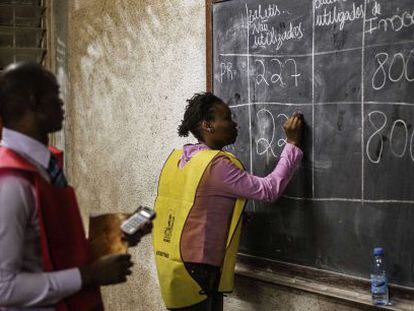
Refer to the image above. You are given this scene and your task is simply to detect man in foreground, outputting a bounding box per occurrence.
[0,62,134,310]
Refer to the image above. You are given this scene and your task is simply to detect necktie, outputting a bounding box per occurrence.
[47,155,68,188]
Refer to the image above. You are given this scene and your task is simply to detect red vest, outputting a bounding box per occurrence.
[0,147,104,311]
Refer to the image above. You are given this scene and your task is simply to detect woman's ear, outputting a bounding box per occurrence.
[201,120,214,134]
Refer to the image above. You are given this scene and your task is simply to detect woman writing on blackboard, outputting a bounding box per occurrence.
[153,92,303,311]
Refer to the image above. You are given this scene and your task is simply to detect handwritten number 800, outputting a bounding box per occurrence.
[366,111,414,163]
[372,50,414,91]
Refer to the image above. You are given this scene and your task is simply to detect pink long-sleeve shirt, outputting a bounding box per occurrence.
[180,143,303,267]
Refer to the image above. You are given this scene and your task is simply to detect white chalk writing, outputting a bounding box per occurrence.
[252,22,304,50]
[314,0,349,10]
[247,3,302,50]
[255,109,287,158]
[366,8,414,34]
[219,62,237,83]
[248,4,281,24]
[254,58,301,88]
[366,111,414,163]
[372,50,414,91]
[315,2,365,31]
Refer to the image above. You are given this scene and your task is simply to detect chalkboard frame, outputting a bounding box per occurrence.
[205,0,414,307]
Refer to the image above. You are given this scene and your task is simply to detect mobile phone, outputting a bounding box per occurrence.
[120,206,156,235]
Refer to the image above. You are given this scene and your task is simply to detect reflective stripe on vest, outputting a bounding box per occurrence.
[153,149,246,309]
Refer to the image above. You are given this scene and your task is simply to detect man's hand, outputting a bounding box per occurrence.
[80,254,133,288]
[122,221,153,247]
[283,112,303,148]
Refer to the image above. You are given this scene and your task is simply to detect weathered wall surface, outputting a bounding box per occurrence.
[66,1,204,310]
[65,1,369,310]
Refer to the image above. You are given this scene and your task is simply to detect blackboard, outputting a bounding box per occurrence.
[208,0,414,288]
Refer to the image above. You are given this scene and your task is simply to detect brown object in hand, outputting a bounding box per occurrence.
[89,213,128,262]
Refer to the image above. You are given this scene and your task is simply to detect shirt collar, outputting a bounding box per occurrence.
[1,128,51,169]
[182,142,211,157]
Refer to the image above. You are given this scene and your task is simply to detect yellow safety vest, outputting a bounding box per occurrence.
[153,149,246,309]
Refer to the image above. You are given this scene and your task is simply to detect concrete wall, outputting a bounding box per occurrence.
[66,1,204,310]
[65,1,368,310]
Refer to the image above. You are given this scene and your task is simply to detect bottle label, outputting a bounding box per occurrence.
[371,274,388,294]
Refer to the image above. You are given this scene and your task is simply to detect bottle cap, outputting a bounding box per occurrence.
[373,247,384,256]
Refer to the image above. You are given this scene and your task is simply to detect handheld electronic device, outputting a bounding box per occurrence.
[120,206,156,235]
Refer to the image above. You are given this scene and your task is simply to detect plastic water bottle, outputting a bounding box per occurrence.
[371,247,389,305]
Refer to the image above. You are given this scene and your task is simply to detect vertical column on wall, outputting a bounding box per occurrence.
[45,0,57,147]
[206,0,213,92]
[245,3,254,212]
[48,0,68,155]
[208,0,257,211]
[244,4,253,176]
[312,0,315,198]
[361,0,367,204]
[211,0,315,205]
[313,0,365,202]
[362,1,414,204]
[247,2,313,203]
[44,0,52,69]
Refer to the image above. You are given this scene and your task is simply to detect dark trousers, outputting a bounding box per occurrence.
[169,263,223,311]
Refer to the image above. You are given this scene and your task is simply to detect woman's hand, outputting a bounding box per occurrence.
[283,113,303,148]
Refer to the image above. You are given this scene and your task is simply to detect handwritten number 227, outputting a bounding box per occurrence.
[255,59,300,88]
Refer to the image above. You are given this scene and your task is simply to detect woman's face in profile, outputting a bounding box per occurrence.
[208,102,238,148]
